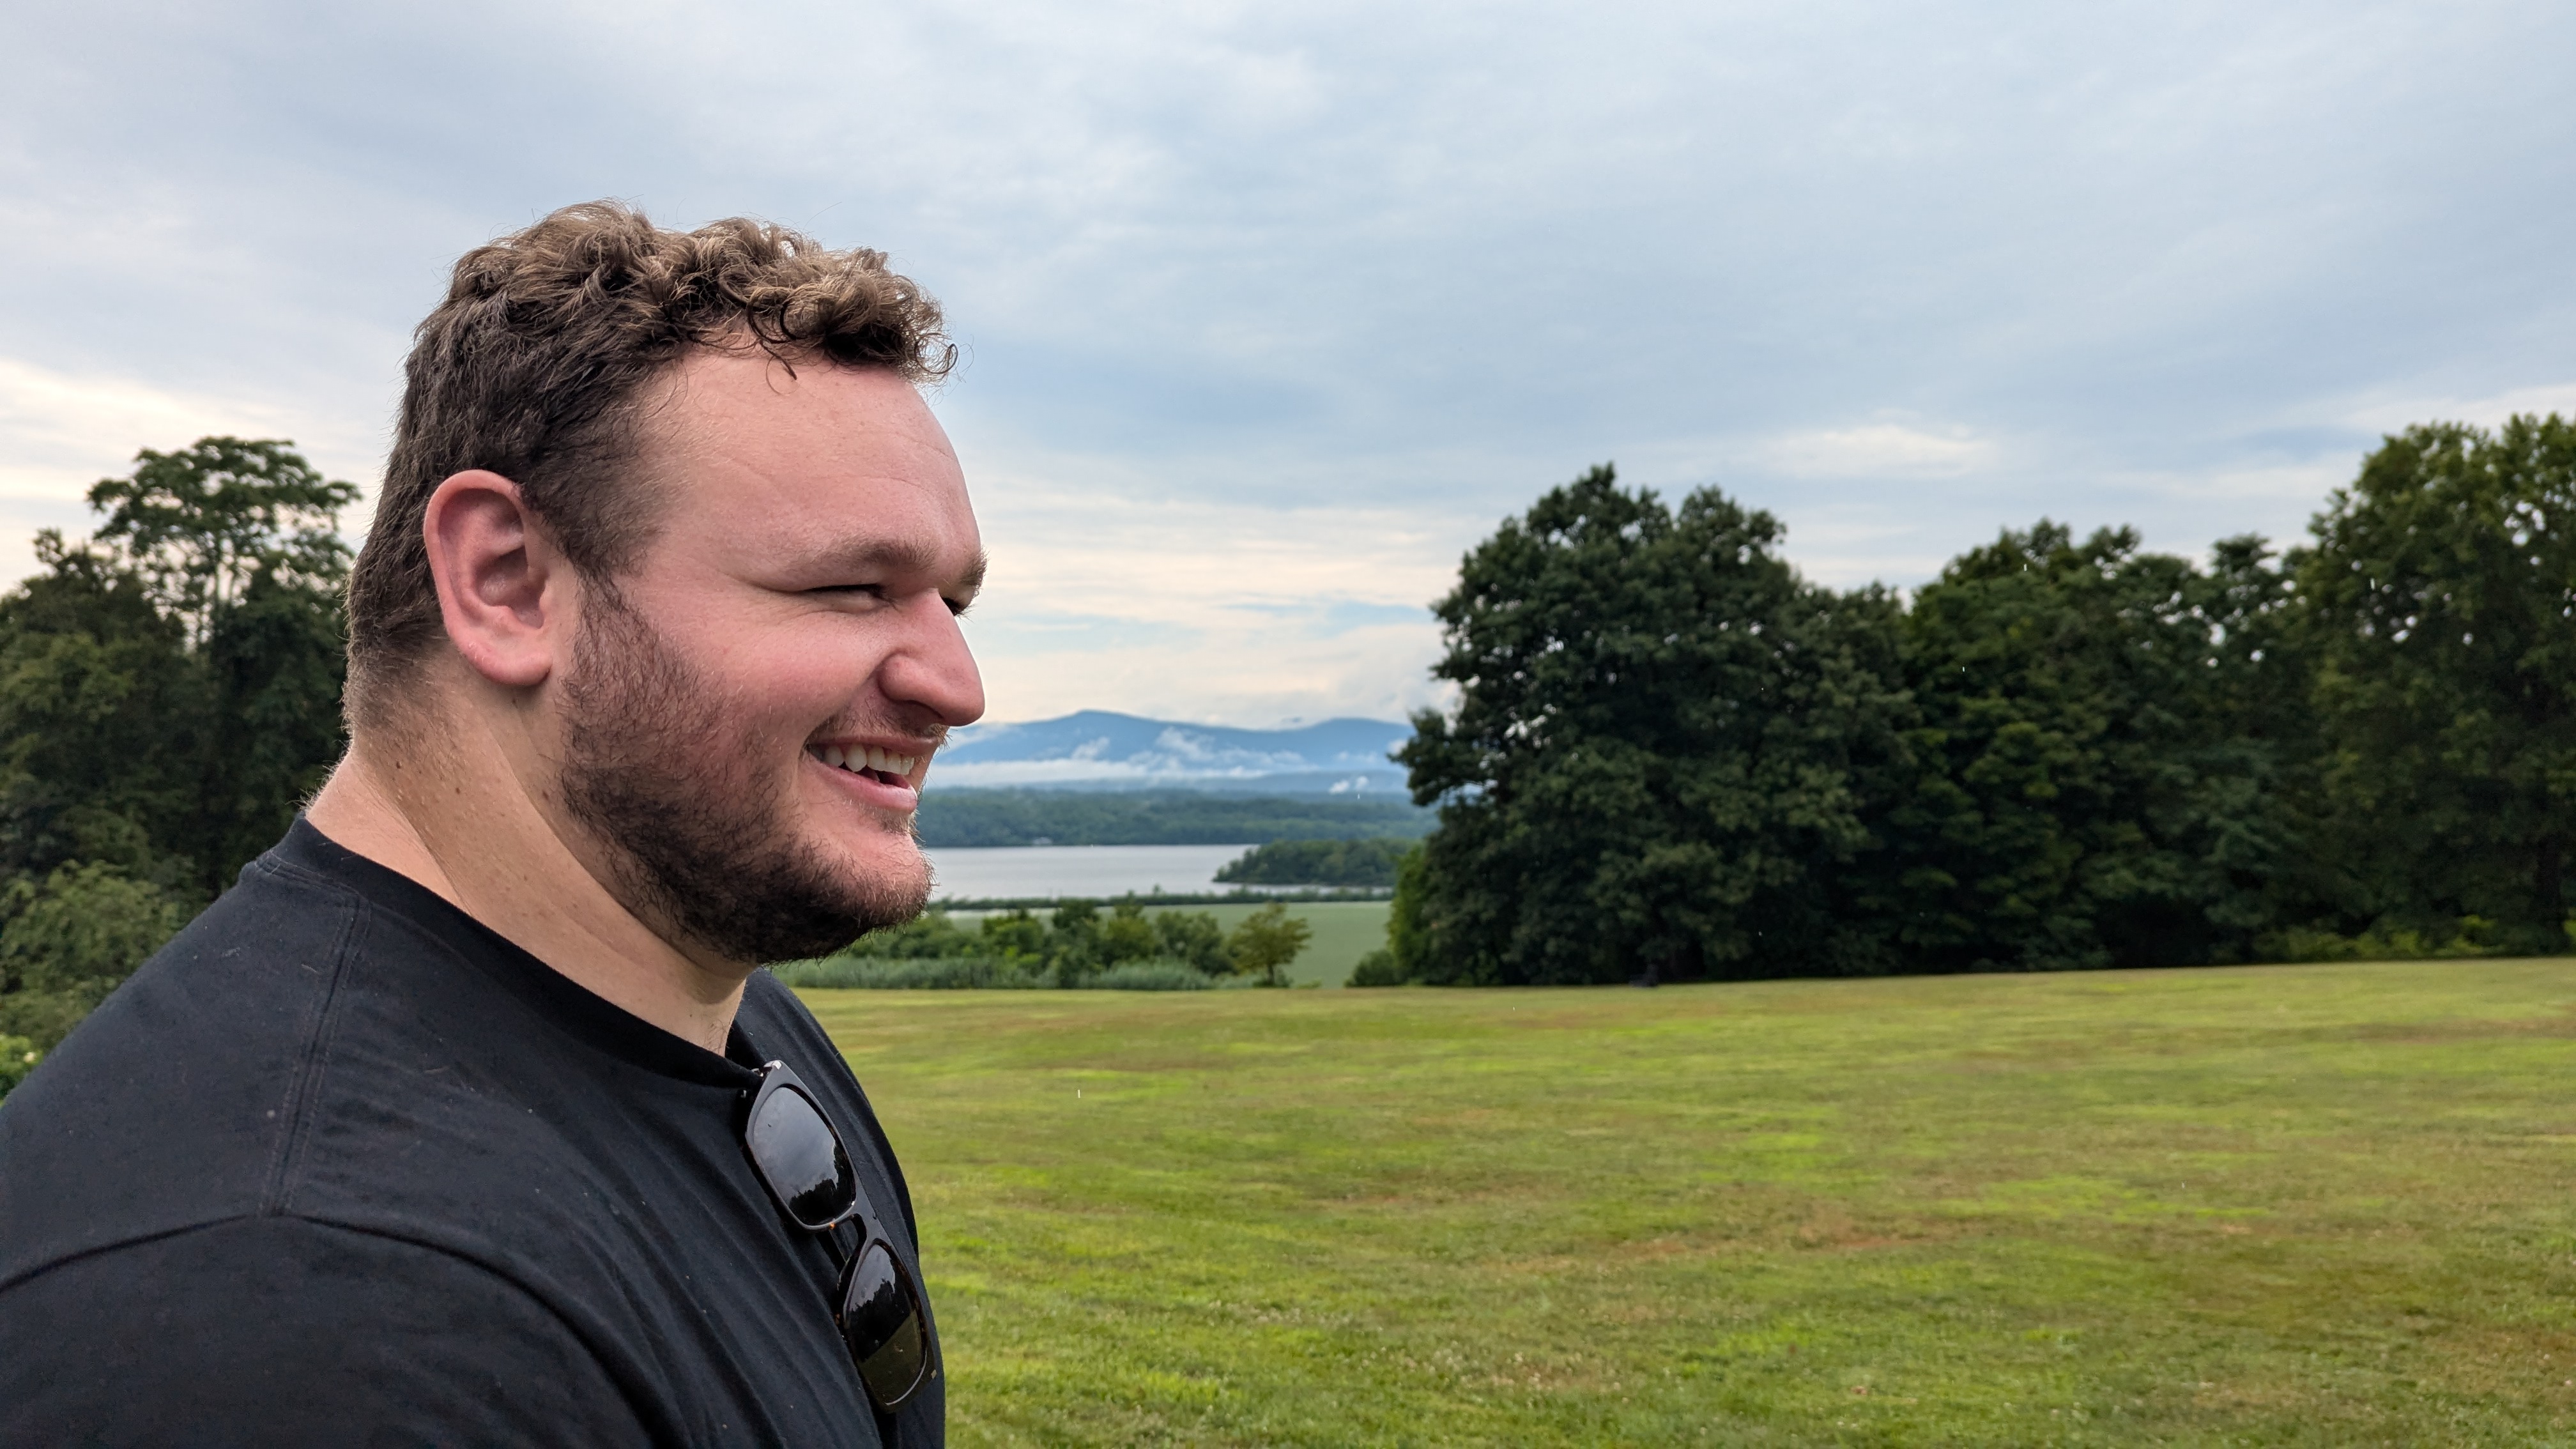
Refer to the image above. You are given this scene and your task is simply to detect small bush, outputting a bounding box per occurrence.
[0,1034,39,1098]
[2257,917,2525,963]
[1082,961,1216,992]
[843,913,988,960]
[768,955,1220,992]
[770,956,1043,990]
[1347,948,1410,987]
[0,861,194,1051]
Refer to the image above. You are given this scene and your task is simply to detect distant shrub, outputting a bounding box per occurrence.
[1082,961,1216,991]
[842,914,990,960]
[2257,917,2518,963]
[771,956,1043,990]
[1346,948,1410,987]
[0,1034,38,1097]
[1151,910,1229,975]
[769,954,1216,991]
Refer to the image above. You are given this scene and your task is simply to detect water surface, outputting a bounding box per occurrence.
[923,843,1257,901]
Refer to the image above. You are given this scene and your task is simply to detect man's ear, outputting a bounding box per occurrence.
[422,470,568,690]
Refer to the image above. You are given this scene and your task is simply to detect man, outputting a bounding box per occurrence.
[0,203,983,1445]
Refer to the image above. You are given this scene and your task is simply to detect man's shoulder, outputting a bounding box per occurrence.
[739,965,839,1055]
[0,1213,656,1445]
[0,846,372,1281]
[0,831,588,1289]
[739,967,924,1243]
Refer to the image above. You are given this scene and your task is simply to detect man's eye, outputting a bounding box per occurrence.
[812,584,888,600]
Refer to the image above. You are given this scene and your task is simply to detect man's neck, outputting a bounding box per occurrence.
[304,714,753,1054]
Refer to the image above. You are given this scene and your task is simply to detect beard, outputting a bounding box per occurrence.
[556,592,928,964]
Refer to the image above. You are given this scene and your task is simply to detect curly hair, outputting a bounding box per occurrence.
[345,200,953,723]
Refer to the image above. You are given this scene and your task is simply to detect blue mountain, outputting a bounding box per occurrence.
[926,710,1414,796]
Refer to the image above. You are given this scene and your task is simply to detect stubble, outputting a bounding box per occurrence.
[556,592,928,964]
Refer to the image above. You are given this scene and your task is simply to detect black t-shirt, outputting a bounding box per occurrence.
[0,819,942,1446]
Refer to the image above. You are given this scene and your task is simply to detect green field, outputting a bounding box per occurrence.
[806,960,2576,1445]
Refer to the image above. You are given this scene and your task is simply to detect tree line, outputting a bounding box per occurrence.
[771,899,1314,989]
[1215,837,1411,887]
[1384,417,2576,985]
[3,420,2566,1065]
[914,789,1427,848]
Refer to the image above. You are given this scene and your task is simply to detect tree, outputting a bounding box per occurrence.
[1044,901,1101,985]
[85,437,358,645]
[0,438,356,898]
[1222,903,1310,986]
[0,862,191,1051]
[1346,949,1408,986]
[0,535,204,888]
[1878,523,2310,970]
[2294,415,2576,949]
[1095,900,1162,965]
[0,437,355,1091]
[1152,910,1229,974]
[1393,466,1911,985]
[979,909,1048,964]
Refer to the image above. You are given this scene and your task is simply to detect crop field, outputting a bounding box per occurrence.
[805,960,2576,1446]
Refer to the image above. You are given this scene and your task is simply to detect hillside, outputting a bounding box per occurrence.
[928,711,1413,796]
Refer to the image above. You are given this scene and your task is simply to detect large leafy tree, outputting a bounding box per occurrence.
[2296,415,2576,947]
[86,437,356,645]
[0,538,202,887]
[0,438,355,1061]
[1881,524,2308,970]
[1394,466,1910,985]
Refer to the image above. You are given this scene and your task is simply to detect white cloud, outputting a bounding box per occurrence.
[2340,381,2576,436]
[1758,421,2000,479]
[0,355,383,583]
[955,454,1457,723]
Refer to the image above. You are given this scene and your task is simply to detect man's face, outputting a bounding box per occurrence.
[551,353,986,965]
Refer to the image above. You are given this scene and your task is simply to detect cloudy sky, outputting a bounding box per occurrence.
[4,0,2570,725]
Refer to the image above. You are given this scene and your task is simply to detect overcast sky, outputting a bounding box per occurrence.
[4,0,2570,725]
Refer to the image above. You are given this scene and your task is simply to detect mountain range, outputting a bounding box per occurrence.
[927,711,1414,796]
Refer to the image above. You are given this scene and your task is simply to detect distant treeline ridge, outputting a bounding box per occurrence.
[1216,838,1411,887]
[914,789,1427,848]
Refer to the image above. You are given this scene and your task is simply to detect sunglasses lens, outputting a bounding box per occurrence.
[747,1084,857,1229]
[839,1241,929,1409]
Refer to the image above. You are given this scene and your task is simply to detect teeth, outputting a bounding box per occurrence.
[812,744,920,785]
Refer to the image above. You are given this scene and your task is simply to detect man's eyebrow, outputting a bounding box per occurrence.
[819,540,986,596]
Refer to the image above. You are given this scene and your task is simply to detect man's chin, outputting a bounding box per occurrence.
[827,832,935,918]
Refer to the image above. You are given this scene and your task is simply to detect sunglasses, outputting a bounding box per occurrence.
[740,1061,934,1411]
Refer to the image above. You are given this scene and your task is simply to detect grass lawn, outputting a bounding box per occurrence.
[805,960,2576,1445]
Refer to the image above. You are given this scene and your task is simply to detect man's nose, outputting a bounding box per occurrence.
[880,594,986,728]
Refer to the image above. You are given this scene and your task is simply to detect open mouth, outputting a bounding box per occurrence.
[809,742,921,792]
